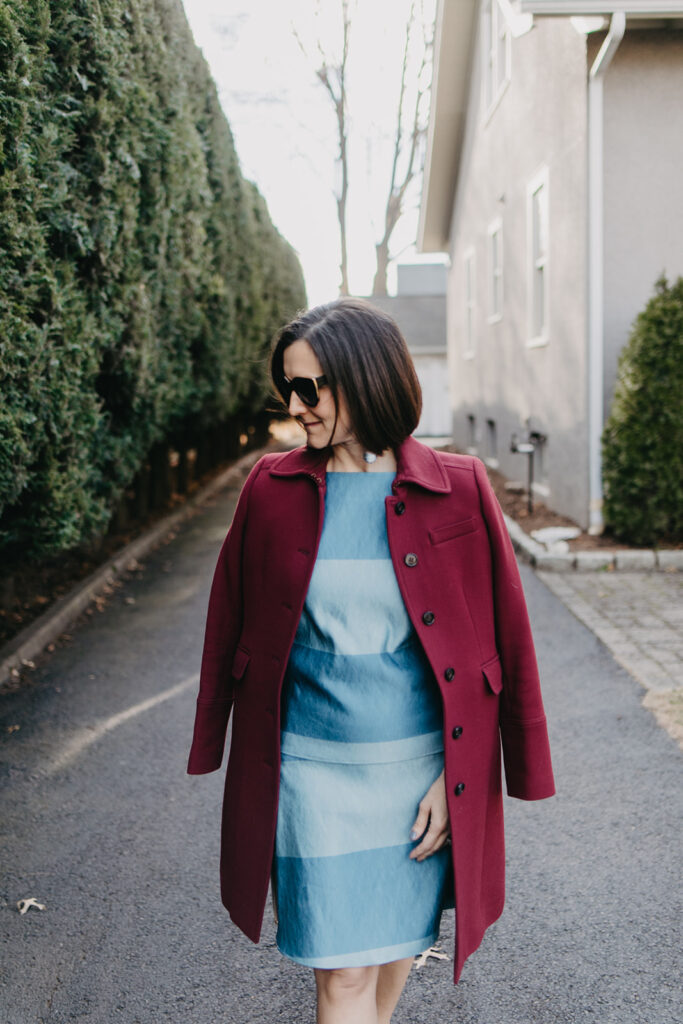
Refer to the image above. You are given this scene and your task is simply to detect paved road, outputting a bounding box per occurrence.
[1,472,681,1024]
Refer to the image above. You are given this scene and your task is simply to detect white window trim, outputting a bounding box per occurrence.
[526,165,550,348]
[463,246,476,360]
[487,217,503,324]
[482,0,512,124]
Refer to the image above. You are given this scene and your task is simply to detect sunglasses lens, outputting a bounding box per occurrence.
[276,374,292,404]
[294,379,318,407]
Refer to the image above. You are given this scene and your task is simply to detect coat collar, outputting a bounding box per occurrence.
[268,435,451,493]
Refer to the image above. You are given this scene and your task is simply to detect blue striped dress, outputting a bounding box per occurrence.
[273,470,452,968]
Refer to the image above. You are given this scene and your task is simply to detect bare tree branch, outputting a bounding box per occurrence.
[294,1,351,296]
[294,0,433,298]
[372,0,432,295]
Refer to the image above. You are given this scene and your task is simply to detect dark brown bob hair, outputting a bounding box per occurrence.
[270,297,422,455]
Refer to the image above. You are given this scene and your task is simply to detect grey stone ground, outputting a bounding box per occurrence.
[0,473,681,1024]
[537,569,683,748]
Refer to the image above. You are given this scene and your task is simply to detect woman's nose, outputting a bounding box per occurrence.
[288,391,307,417]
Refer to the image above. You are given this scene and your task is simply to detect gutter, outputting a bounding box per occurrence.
[586,11,626,534]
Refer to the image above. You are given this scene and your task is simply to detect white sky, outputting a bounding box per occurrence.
[181,0,443,305]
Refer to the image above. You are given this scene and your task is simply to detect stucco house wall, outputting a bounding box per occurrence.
[598,28,683,416]
[448,14,590,524]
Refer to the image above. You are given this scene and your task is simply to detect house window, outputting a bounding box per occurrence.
[467,414,477,452]
[484,0,511,113]
[464,247,476,358]
[527,167,549,345]
[488,218,503,321]
[486,418,498,465]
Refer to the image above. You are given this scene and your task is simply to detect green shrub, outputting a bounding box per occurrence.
[0,0,306,564]
[602,273,683,545]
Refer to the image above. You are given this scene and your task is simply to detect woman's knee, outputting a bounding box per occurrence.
[315,965,378,1000]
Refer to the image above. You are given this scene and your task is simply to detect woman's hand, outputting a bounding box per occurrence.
[409,770,451,862]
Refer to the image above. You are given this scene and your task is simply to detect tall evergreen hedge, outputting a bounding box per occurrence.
[602,274,683,546]
[0,0,305,564]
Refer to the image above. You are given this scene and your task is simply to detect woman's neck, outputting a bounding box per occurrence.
[326,441,397,474]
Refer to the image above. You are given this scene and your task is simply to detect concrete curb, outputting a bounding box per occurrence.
[504,513,682,573]
[0,446,269,691]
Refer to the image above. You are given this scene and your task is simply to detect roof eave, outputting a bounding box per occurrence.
[418,0,478,253]
[517,1,683,14]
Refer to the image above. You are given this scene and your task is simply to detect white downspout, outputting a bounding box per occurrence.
[587,11,625,534]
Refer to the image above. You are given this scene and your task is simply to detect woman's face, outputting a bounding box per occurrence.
[282,339,354,449]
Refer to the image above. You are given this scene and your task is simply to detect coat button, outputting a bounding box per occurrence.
[422,611,435,625]
[454,782,465,796]
[444,667,455,681]
[395,501,406,515]
[404,552,418,567]
[452,726,463,739]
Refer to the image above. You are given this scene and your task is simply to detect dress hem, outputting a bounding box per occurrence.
[276,933,439,969]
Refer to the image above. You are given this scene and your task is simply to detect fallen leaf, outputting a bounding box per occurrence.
[6,724,20,734]
[17,897,46,915]
[414,945,450,969]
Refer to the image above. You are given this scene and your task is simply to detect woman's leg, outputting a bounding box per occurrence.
[313,956,414,1024]
[314,965,380,1024]
[375,957,414,1024]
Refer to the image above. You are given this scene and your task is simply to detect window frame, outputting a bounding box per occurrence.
[487,217,503,323]
[526,166,550,348]
[463,245,476,359]
[483,0,512,120]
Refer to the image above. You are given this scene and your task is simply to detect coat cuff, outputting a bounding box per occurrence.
[501,716,556,800]
[186,699,233,775]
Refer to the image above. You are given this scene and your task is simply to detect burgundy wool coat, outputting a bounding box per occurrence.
[187,435,555,983]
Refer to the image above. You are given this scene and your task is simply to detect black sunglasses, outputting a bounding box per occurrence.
[277,373,328,408]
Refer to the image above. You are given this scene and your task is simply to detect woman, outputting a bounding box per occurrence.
[187,298,555,1023]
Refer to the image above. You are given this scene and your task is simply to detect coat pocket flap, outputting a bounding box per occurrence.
[481,655,503,695]
[230,645,251,681]
[429,516,477,544]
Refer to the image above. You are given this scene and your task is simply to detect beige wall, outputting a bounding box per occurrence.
[447,11,590,524]
[598,29,683,416]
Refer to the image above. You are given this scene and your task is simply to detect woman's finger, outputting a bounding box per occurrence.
[409,820,450,861]
[409,801,431,844]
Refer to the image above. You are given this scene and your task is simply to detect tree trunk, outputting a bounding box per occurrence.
[177,447,190,495]
[149,442,172,509]
[372,241,390,296]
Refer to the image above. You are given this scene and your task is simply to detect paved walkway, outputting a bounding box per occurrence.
[537,568,683,747]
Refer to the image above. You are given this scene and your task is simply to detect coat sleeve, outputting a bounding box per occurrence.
[473,457,555,801]
[186,457,265,775]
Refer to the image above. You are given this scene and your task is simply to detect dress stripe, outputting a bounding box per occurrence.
[277,749,446,857]
[275,843,451,963]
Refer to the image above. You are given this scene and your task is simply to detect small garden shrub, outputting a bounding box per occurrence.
[602,273,683,546]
